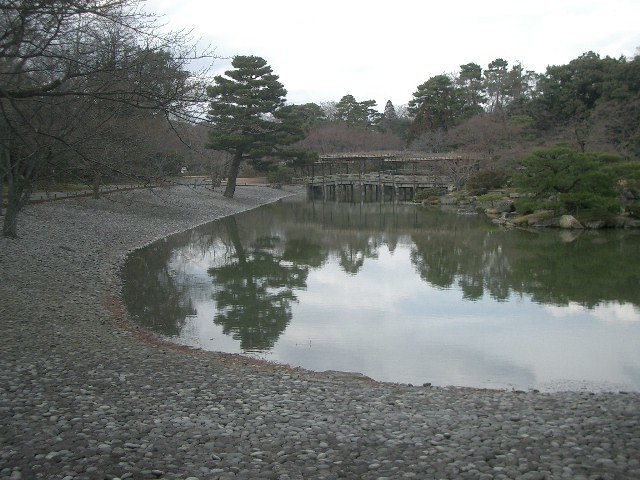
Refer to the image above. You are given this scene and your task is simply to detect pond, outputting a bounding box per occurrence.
[122,196,640,392]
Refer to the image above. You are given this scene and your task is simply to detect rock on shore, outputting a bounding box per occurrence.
[1,186,639,480]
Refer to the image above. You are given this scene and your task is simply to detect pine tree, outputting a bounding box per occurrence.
[206,56,304,198]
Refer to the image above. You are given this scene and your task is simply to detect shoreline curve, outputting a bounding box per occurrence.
[1,185,639,479]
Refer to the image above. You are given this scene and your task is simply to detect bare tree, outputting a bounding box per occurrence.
[295,122,404,154]
[319,101,338,122]
[0,0,213,237]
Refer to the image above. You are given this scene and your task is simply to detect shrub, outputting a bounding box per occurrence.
[514,198,563,215]
[559,192,620,215]
[627,202,640,219]
[267,166,294,185]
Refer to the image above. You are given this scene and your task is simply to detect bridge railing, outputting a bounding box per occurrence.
[301,172,452,185]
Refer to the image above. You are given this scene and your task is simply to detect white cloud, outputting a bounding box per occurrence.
[592,302,640,323]
[145,0,640,109]
[544,301,640,323]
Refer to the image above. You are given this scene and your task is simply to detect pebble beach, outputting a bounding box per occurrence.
[1,185,638,480]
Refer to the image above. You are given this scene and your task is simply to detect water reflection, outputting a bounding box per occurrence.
[122,197,640,391]
[208,217,318,350]
[121,239,197,337]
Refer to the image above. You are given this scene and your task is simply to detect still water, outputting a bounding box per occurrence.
[122,197,640,391]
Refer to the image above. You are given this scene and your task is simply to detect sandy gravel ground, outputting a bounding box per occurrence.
[1,185,638,480]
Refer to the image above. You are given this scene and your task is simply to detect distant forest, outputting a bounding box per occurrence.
[289,51,640,168]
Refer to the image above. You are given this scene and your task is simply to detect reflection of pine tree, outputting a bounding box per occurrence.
[283,238,326,268]
[410,244,459,289]
[122,242,197,336]
[338,237,379,275]
[208,217,311,351]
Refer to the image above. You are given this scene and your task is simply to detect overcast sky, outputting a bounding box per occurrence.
[146,0,640,110]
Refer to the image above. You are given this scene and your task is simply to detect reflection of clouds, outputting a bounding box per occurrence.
[170,239,232,276]
[592,303,640,323]
[273,328,537,390]
[279,253,640,391]
[543,302,588,318]
[544,301,640,323]
[306,247,435,312]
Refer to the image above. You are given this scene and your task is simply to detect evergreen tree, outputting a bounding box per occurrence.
[408,75,463,140]
[380,100,398,133]
[335,94,381,127]
[383,100,398,121]
[206,56,305,198]
[457,63,485,118]
[537,52,625,151]
[484,58,510,113]
[513,146,626,215]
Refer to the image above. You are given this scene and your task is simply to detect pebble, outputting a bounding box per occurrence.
[1,186,638,479]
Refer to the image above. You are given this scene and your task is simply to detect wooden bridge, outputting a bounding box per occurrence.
[300,151,480,202]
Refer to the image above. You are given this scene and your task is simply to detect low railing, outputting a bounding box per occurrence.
[301,173,452,186]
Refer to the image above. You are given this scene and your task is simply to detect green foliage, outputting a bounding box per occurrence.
[507,115,536,140]
[293,103,327,126]
[627,202,640,218]
[457,62,485,118]
[267,165,295,185]
[484,58,510,113]
[408,75,463,138]
[514,197,563,215]
[402,51,639,161]
[514,147,618,196]
[558,192,620,215]
[248,104,317,173]
[206,56,309,197]
[335,95,380,127]
[533,51,634,151]
[408,58,538,141]
[540,52,622,119]
[206,56,287,155]
[513,146,629,215]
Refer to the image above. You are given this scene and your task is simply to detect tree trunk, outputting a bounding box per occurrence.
[92,170,101,199]
[0,172,4,217]
[2,166,30,238]
[224,150,243,198]
[1,141,35,238]
[2,199,20,238]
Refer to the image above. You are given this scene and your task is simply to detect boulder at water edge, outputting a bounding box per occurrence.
[559,214,584,229]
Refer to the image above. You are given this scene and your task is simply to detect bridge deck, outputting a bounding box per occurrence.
[303,172,453,201]
[316,151,477,162]
[300,151,480,200]
[303,173,451,188]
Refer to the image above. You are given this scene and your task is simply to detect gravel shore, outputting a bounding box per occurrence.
[1,186,639,480]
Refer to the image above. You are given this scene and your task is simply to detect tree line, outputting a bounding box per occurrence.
[2,0,639,237]
[290,52,639,162]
